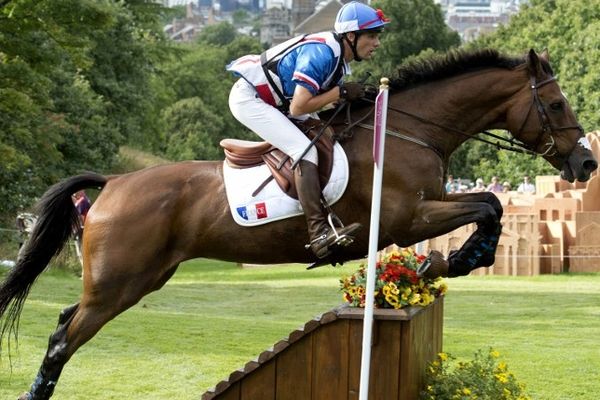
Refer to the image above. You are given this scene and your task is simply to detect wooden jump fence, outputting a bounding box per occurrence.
[202,297,443,400]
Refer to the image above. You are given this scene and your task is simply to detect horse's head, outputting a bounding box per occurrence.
[506,49,597,182]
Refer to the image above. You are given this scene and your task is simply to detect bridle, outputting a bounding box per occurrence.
[514,74,584,157]
[350,70,583,161]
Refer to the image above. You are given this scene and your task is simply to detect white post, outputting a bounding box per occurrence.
[359,77,389,400]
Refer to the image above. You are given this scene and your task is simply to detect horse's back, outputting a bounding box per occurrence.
[84,161,230,264]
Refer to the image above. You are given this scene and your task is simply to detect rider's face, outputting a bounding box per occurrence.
[354,32,381,60]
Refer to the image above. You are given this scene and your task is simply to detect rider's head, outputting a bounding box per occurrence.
[334,1,390,62]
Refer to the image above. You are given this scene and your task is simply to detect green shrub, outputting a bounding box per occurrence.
[421,348,531,400]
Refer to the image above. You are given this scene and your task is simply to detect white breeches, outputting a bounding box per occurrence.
[228,78,318,165]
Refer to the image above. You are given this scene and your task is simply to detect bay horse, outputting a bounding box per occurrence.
[1,49,597,399]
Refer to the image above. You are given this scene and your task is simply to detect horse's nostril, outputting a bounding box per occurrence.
[584,159,598,173]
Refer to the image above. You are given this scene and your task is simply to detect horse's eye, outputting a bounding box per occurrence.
[550,102,563,111]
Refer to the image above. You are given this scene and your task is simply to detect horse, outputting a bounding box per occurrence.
[0,48,597,400]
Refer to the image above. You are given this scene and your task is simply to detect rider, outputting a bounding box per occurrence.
[226,2,389,259]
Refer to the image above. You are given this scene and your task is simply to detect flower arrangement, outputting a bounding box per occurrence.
[340,248,447,309]
[421,349,532,400]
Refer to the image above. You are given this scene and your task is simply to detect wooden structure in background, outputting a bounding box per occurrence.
[422,131,600,275]
[201,298,444,400]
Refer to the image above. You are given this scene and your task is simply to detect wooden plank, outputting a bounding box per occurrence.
[398,302,438,400]
[347,320,363,400]
[275,335,313,400]
[368,320,401,399]
[336,305,425,320]
[399,311,419,400]
[210,382,240,400]
[433,298,444,355]
[312,319,350,400]
[240,360,275,400]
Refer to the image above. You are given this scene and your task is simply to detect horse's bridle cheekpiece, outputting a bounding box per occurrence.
[516,74,584,158]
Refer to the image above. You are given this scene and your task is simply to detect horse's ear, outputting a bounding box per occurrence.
[540,48,550,63]
[526,49,544,79]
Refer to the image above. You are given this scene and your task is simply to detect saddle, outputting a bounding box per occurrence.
[220,119,335,199]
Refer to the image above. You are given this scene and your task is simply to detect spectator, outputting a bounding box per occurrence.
[486,176,503,193]
[517,175,536,194]
[471,178,486,192]
[445,175,457,193]
[73,190,91,225]
[502,181,511,193]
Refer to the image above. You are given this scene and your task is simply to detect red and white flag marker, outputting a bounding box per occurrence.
[359,77,389,400]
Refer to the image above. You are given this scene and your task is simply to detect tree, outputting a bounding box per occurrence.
[454,0,600,183]
[352,0,460,82]
[159,31,263,160]
[0,0,173,220]
[472,0,599,131]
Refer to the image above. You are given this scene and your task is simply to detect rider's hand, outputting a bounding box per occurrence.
[364,84,378,101]
[339,82,365,101]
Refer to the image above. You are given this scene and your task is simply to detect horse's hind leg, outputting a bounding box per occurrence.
[19,304,80,400]
[20,261,180,400]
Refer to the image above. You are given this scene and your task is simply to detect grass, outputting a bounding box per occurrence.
[1,259,599,399]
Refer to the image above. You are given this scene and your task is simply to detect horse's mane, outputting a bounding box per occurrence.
[389,48,551,91]
[320,48,553,123]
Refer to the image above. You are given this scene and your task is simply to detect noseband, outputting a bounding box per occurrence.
[516,74,584,158]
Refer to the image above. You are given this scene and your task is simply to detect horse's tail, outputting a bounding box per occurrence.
[0,173,108,355]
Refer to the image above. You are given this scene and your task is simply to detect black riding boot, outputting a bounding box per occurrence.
[295,160,361,259]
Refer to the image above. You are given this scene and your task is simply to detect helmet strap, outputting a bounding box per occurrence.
[343,33,363,62]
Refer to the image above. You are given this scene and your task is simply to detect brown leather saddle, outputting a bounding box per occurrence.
[220,119,335,199]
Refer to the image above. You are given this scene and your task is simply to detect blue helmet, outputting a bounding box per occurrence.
[334,1,390,34]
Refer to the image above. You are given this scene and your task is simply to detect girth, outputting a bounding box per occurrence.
[220,119,335,199]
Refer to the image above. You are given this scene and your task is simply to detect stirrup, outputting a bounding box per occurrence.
[304,213,359,252]
[325,212,356,247]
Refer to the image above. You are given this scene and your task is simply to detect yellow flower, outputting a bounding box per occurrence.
[497,361,507,371]
[490,349,500,358]
[462,387,472,395]
[438,352,448,362]
[495,373,509,384]
[409,293,421,305]
[388,282,400,295]
[385,294,401,308]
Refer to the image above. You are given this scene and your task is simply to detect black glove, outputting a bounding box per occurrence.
[339,82,365,101]
[364,84,378,101]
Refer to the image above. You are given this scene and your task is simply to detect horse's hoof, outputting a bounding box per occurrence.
[417,250,448,279]
[17,392,32,400]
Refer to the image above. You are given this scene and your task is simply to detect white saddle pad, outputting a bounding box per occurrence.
[223,142,349,226]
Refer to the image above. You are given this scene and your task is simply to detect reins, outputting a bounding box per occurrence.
[342,71,582,160]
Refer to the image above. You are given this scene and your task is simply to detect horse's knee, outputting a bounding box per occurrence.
[482,192,503,219]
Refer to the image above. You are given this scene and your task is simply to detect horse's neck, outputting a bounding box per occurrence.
[388,68,526,152]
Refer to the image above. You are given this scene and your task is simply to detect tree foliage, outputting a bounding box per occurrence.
[448,0,599,183]
[0,0,171,219]
[352,0,460,83]
[158,24,263,160]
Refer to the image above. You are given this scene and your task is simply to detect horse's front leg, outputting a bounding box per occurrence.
[407,192,503,277]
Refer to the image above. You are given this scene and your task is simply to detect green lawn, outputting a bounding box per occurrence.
[1,259,599,399]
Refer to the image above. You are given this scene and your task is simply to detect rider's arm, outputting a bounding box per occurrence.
[289,85,339,117]
[287,43,340,117]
